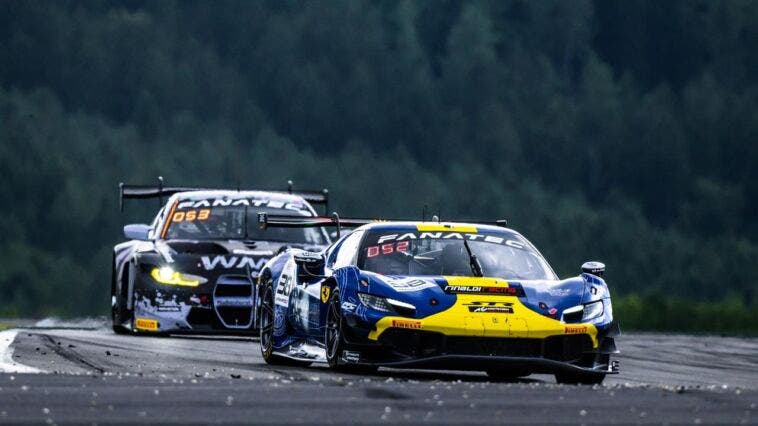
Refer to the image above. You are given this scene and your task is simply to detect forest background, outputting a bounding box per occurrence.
[1,0,756,334]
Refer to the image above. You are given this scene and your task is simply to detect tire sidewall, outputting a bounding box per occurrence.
[260,285,275,361]
[325,288,343,368]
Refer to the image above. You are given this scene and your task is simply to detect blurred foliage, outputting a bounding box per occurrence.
[614,294,758,336]
[0,1,756,332]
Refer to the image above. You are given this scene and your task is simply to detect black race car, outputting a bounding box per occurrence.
[112,182,331,335]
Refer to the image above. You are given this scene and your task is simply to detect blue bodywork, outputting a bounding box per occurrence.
[259,222,619,374]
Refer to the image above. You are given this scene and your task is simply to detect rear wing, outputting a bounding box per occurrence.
[286,180,329,213]
[257,212,508,238]
[257,213,379,238]
[119,178,329,214]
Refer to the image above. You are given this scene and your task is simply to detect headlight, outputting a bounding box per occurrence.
[150,267,206,287]
[562,300,604,323]
[582,300,604,321]
[357,293,416,315]
[357,293,393,312]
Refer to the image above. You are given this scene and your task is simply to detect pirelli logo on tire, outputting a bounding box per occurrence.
[135,318,159,331]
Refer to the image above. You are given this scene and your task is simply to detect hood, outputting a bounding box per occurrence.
[164,239,325,257]
[165,239,275,255]
[358,271,607,321]
[162,240,326,277]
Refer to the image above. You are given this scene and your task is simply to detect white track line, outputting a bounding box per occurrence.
[0,330,43,373]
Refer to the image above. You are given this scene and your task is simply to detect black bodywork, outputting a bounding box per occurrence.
[112,184,329,335]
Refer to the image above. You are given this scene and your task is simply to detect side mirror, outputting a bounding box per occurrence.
[581,261,605,277]
[124,224,152,241]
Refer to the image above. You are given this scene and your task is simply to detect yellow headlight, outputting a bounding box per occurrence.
[150,267,203,287]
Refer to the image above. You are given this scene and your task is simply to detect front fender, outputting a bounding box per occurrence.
[332,266,362,310]
[259,252,291,291]
[580,273,610,303]
[580,273,614,327]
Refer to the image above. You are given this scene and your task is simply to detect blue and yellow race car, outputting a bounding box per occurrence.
[256,214,619,384]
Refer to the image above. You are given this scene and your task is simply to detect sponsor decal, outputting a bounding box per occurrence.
[275,261,297,308]
[341,350,360,363]
[135,318,159,331]
[274,293,289,307]
[275,276,291,307]
[392,319,422,329]
[564,325,588,334]
[321,285,331,303]
[294,251,323,263]
[376,232,527,250]
[443,285,525,297]
[548,308,558,315]
[463,301,514,313]
[386,277,437,292]
[341,301,357,311]
[547,288,571,296]
[156,305,181,312]
[177,198,306,211]
[215,297,254,307]
[201,256,269,271]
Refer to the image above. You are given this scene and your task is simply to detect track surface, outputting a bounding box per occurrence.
[0,326,756,424]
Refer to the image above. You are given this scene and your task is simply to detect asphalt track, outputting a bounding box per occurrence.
[0,322,756,424]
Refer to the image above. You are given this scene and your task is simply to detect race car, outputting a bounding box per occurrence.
[112,181,331,335]
[256,214,619,384]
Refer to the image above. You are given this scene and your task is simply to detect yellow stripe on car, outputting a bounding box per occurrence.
[368,276,598,347]
[416,224,478,233]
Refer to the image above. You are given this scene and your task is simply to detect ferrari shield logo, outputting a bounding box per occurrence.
[321,285,331,303]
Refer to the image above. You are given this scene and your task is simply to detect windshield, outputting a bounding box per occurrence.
[358,229,557,281]
[163,205,327,245]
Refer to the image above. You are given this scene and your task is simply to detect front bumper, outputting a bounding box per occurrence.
[345,326,618,374]
[365,354,618,375]
[132,271,258,333]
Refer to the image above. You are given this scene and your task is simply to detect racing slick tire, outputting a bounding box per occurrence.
[554,371,606,385]
[112,322,130,335]
[325,288,379,374]
[111,261,134,335]
[259,285,312,367]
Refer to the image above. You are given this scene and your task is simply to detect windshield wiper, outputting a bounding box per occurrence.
[462,239,483,277]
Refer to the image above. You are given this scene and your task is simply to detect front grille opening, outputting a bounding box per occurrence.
[378,329,593,362]
[544,335,593,362]
[213,275,254,329]
[391,305,416,317]
[217,307,253,327]
[562,310,583,323]
[215,285,252,298]
[447,337,543,357]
